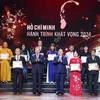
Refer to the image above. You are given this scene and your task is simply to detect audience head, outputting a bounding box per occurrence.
[73,51,79,57]
[83,45,89,52]
[21,43,26,50]
[35,47,40,54]
[58,48,63,56]
[69,45,74,52]
[15,48,21,55]
[49,43,56,50]
[3,42,8,48]
[38,40,43,47]
[91,49,96,57]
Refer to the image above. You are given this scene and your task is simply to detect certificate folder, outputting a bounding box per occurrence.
[70,64,80,71]
[21,55,27,61]
[48,54,56,61]
[81,56,87,63]
[13,61,23,69]
[88,63,99,71]
[0,53,9,59]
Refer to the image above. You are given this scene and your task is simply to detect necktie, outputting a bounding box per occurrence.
[40,46,41,51]
[36,54,39,58]
[17,55,19,61]
[59,56,62,60]
[92,57,94,60]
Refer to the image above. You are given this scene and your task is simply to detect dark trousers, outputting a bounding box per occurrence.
[88,72,99,93]
[66,68,70,82]
[55,73,66,93]
[13,69,23,93]
[81,63,88,83]
[32,73,43,93]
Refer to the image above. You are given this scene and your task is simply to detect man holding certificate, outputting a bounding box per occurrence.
[31,47,44,95]
[87,49,100,95]
[10,48,26,95]
[65,45,74,83]
[53,49,67,95]
[80,45,90,84]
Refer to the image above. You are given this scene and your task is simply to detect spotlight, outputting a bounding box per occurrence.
[18,20,21,23]
[13,25,16,29]
[94,25,96,27]
[23,23,27,25]
[85,17,88,20]
[7,28,11,32]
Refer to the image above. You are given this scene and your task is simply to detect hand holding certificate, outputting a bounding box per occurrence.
[88,63,99,71]
[48,54,56,61]
[81,56,87,63]
[21,55,28,61]
[13,61,23,69]
[70,64,81,71]
[0,53,9,60]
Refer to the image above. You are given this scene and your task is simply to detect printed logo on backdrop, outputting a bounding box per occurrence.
[27,24,91,38]
[26,0,95,43]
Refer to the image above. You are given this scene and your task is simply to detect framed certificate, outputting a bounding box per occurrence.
[13,61,23,69]
[88,63,99,71]
[70,64,80,71]
[48,54,56,61]
[81,56,87,63]
[21,55,27,61]
[0,53,9,59]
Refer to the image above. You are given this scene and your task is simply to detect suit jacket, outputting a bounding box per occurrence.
[40,46,46,57]
[53,55,68,74]
[31,54,44,73]
[87,55,100,74]
[80,51,91,57]
[10,56,26,73]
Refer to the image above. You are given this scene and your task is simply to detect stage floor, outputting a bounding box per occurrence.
[0,93,100,100]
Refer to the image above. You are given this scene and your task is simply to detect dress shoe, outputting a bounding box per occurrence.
[94,93,98,96]
[37,92,42,95]
[33,92,36,95]
[61,92,64,95]
[56,92,60,95]
[18,91,21,95]
[13,92,17,95]
[89,92,93,95]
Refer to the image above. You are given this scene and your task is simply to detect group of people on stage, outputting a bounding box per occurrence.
[0,40,100,96]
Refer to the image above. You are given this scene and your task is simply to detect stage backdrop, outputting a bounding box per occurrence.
[0,0,100,52]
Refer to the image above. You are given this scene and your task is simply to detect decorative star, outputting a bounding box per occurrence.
[7,34,12,39]
[54,36,61,43]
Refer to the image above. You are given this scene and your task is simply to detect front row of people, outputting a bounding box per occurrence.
[9,46,100,96]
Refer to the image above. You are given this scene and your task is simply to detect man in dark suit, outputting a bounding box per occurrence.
[80,45,91,84]
[37,40,46,57]
[87,49,100,95]
[10,48,26,95]
[53,49,68,95]
[37,40,47,70]
[31,47,44,95]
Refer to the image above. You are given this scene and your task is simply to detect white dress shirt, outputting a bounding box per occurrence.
[65,51,74,68]
[15,55,20,61]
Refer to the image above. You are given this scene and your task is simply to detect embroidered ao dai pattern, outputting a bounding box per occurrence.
[69,58,83,95]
